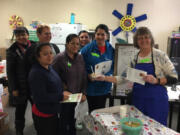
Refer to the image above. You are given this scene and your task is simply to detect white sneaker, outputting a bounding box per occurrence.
[76,122,83,130]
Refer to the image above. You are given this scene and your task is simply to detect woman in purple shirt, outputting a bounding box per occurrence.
[52,34,87,135]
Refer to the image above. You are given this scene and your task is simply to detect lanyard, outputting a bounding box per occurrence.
[135,48,156,77]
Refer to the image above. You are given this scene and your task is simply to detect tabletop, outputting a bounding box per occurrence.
[84,105,180,135]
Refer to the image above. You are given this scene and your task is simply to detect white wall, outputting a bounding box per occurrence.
[0,0,180,52]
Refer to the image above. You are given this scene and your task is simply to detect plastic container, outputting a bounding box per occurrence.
[0,65,4,73]
[70,13,75,24]
[120,117,143,135]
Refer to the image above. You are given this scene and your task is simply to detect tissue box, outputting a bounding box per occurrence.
[0,112,9,135]
[1,87,9,108]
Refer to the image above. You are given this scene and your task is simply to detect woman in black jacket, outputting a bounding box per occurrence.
[6,27,36,135]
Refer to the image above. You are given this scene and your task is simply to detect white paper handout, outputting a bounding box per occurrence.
[62,93,82,103]
[167,86,180,100]
[100,114,118,126]
[127,67,147,85]
[95,60,112,75]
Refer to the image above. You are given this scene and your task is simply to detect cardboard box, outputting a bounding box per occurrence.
[1,87,9,108]
[0,112,9,135]
[0,48,7,60]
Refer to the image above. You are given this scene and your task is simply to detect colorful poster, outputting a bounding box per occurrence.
[28,30,39,42]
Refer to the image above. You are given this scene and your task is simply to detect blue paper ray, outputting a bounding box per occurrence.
[135,14,147,22]
[112,3,147,36]
[126,3,133,15]
[132,27,137,32]
[112,10,124,19]
[112,27,123,36]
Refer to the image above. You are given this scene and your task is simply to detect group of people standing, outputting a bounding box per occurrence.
[6,25,61,135]
[6,24,114,135]
[6,23,178,135]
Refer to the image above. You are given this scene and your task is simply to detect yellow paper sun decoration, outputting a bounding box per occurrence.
[9,15,24,29]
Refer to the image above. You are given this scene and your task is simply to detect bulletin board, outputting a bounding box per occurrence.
[49,23,82,45]
[112,43,138,96]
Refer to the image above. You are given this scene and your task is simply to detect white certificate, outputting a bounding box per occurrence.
[167,86,180,100]
[95,60,112,75]
[127,67,147,85]
[62,93,82,103]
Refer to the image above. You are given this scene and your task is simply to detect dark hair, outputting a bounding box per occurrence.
[78,30,89,36]
[133,27,154,48]
[36,25,50,34]
[35,43,51,58]
[65,34,79,44]
[95,24,109,35]
[13,26,29,35]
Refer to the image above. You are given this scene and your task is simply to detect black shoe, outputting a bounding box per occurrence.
[16,131,23,135]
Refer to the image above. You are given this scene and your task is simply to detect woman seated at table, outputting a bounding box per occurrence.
[96,27,178,126]
[28,43,70,135]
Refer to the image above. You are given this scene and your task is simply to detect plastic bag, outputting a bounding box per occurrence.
[74,100,89,122]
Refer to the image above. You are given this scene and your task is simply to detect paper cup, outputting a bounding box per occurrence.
[120,106,127,118]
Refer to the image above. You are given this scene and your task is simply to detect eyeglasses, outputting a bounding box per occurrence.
[69,42,80,47]
[15,33,28,38]
[43,32,51,36]
[79,36,89,39]
[137,35,150,41]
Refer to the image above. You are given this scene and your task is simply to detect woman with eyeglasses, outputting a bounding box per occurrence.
[52,34,87,135]
[97,27,178,126]
[26,25,60,72]
[36,25,60,55]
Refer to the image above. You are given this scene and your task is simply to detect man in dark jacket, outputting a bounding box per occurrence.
[6,27,35,135]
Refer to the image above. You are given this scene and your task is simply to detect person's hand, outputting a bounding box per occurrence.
[63,84,68,91]
[81,94,86,102]
[140,73,158,84]
[12,90,19,97]
[94,74,105,81]
[95,75,118,83]
[88,73,96,81]
[63,91,71,101]
[159,77,167,85]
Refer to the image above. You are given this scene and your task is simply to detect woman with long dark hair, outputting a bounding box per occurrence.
[28,43,70,135]
[81,24,114,113]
